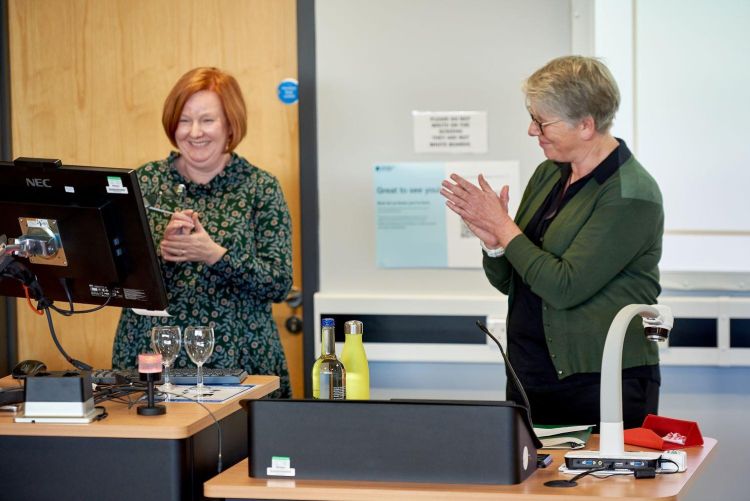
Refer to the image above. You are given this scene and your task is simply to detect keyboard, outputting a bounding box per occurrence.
[90,367,248,385]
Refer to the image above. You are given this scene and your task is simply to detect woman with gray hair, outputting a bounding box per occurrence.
[441,56,664,429]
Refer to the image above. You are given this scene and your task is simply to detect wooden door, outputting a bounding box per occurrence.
[8,0,304,397]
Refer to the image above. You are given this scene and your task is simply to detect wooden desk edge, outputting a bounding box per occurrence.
[204,437,718,501]
[0,374,279,439]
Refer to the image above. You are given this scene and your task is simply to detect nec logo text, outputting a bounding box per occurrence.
[26,178,52,188]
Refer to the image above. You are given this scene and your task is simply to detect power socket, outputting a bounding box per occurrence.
[659,450,687,472]
[485,317,507,352]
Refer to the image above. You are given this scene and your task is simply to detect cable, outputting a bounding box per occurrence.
[48,278,114,315]
[43,307,92,371]
[657,457,680,474]
[570,467,613,483]
[49,294,113,315]
[22,285,44,315]
[93,385,143,403]
[159,389,224,473]
[61,277,74,311]
[93,406,108,421]
[545,466,612,487]
[1,254,96,369]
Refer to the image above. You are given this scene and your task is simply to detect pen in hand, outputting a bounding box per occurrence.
[144,185,184,216]
[146,205,175,216]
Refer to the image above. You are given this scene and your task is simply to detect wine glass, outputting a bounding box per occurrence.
[150,326,182,393]
[183,326,215,396]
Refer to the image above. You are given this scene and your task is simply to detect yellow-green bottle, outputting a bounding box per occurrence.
[340,320,370,399]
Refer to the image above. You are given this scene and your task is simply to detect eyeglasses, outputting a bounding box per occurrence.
[527,108,562,135]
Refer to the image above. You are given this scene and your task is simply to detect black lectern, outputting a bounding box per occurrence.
[242,399,539,485]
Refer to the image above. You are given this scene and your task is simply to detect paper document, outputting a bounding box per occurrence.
[164,385,256,403]
[534,424,594,449]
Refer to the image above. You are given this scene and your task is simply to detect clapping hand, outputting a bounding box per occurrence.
[161,210,227,265]
[440,173,520,248]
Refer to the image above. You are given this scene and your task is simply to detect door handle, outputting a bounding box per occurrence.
[284,287,303,334]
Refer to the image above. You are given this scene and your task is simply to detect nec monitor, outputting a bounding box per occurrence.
[0,157,168,310]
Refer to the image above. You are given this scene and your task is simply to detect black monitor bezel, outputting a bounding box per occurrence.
[0,158,168,310]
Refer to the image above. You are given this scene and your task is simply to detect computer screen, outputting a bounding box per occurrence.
[0,157,168,310]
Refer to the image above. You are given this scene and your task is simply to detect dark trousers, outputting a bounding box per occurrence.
[506,376,659,432]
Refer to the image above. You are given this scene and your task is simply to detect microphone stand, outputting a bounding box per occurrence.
[476,321,542,449]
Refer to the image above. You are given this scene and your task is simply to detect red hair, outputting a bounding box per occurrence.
[162,67,247,152]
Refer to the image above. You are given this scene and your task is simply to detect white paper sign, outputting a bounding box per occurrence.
[374,160,520,269]
[413,111,488,154]
[444,161,520,268]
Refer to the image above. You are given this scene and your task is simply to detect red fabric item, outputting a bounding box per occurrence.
[624,414,704,450]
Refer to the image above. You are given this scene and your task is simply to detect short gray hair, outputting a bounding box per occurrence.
[523,56,620,133]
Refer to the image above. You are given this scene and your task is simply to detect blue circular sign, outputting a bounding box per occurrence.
[277,78,299,104]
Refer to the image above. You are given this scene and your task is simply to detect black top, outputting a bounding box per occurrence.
[507,139,660,391]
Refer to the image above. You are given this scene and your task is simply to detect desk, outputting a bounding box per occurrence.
[0,375,278,501]
[204,435,717,501]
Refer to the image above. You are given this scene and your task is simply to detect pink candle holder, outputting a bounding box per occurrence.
[137,352,166,416]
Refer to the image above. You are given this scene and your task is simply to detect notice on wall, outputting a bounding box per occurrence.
[412,111,488,154]
[374,161,520,268]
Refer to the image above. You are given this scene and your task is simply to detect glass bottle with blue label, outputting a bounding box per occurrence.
[312,318,346,399]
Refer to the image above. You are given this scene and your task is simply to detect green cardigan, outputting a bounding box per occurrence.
[483,155,663,379]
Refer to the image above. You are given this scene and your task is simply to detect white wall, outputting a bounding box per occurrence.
[595,0,750,290]
[316,0,569,297]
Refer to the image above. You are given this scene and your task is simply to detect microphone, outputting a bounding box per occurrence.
[137,353,166,416]
[475,321,542,448]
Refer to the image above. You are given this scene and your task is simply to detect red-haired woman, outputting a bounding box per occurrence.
[113,67,293,398]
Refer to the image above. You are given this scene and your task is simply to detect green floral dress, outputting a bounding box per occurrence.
[112,152,293,398]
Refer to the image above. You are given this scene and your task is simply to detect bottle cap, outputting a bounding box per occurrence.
[344,320,363,334]
[322,318,335,328]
